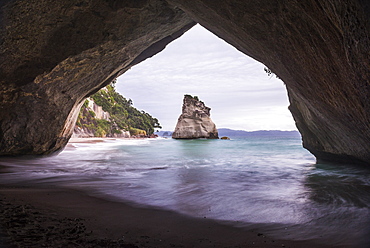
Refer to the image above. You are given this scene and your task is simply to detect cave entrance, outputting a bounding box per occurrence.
[115,24,296,132]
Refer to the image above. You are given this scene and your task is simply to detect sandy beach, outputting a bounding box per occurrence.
[68,137,131,143]
[0,138,358,247]
[0,185,339,248]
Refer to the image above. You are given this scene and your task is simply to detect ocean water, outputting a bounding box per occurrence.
[0,135,369,247]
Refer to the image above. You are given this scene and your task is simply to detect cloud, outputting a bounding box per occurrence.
[116,24,296,131]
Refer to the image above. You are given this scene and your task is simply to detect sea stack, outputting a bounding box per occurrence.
[172,95,218,139]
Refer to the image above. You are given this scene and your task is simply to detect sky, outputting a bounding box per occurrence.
[116,24,297,132]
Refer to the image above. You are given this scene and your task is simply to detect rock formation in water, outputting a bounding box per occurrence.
[172,95,218,139]
[169,0,370,165]
[0,1,369,165]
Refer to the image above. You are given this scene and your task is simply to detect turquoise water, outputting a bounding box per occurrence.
[0,136,369,247]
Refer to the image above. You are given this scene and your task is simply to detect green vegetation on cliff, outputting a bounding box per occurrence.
[76,81,161,137]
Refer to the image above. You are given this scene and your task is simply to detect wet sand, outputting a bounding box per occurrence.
[0,186,339,248]
[68,137,148,143]
[68,137,122,144]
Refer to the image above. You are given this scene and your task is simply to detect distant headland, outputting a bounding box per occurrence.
[157,128,300,139]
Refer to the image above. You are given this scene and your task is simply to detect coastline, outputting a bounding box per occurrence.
[66,137,151,148]
[0,186,337,248]
[68,137,148,143]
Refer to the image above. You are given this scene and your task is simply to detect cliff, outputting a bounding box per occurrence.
[0,1,369,165]
[172,95,218,139]
[72,98,130,138]
[73,82,160,138]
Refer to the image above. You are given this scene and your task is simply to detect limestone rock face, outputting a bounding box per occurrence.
[168,0,370,165]
[0,0,369,165]
[87,98,110,121]
[0,0,195,155]
[172,95,218,139]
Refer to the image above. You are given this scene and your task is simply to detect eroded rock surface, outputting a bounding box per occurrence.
[0,0,195,155]
[168,0,370,165]
[172,95,218,139]
[0,0,369,165]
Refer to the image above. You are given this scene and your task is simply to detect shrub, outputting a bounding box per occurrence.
[76,81,161,136]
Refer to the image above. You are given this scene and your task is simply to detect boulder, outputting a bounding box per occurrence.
[71,126,94,138]
[111,130,130,138]
[172,95,218,139]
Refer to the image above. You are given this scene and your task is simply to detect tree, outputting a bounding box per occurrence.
[76,81,161,136]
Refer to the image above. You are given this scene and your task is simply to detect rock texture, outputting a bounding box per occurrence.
[0,0,369,165]
[0,0,195,155]
[168,0,370,165]
[87,98,110,121]
[172,95,218,139]
[72,98,130,138]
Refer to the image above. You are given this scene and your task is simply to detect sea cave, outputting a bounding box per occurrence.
[0,0,369,165]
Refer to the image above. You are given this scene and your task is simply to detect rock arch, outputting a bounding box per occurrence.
[0,0,369,165]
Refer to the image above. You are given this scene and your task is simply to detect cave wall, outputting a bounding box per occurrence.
[168,0,370,165]
[0,0,195,155]
[0,0,369,165]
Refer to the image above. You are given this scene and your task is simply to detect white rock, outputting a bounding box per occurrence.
[172,95,218,139]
